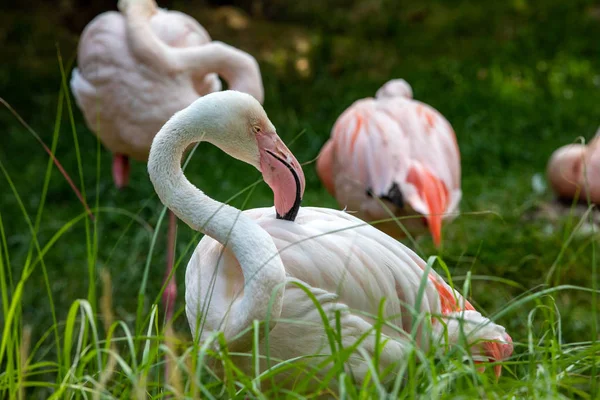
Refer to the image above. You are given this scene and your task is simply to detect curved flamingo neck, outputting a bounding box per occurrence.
[147,100,285,346]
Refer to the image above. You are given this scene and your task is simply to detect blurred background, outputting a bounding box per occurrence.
[1,0,599,347]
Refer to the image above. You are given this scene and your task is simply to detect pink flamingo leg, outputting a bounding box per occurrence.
[162,210,177,322]
[112,153,130,189]
[162,211,178,392]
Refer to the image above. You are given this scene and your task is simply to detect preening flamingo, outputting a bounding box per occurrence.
[547,128,600,204]
[317,79,461,246]
[70,0,264,322]
[147,90,512,387]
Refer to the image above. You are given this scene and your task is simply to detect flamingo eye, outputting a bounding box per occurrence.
[253,126,262,134]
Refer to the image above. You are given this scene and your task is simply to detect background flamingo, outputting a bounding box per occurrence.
[70,0,264,322]
[317,79,461,246]
[547,127,600,204]
[147,90,512,387]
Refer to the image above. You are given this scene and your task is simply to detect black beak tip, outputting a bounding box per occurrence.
[379,182,404,209]
[276,198,302,222]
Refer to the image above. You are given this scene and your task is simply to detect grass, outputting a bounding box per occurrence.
[1,0,599,398]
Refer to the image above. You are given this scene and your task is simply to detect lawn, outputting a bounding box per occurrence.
[1,0,599,398]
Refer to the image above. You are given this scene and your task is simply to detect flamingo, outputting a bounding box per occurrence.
[147,90,512,388]
[316,79,461,246]
[70,0,264,322]
[547,128,600,204]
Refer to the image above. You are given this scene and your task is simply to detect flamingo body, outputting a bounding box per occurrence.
[547,129,600,204]
[71,9,220,162]
[317,79,461,245]
[187,206,511,384]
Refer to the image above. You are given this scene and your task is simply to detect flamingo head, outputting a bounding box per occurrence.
[375,79,414,99]
[201,91,306,221]
[434,310,513,378]
[547,143,586,200]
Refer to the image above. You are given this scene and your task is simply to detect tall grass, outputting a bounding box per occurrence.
[0,72,599,399]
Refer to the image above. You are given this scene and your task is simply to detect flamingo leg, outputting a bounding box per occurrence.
[162,211,178,393]
[163,210,177,322]
[112,153,130,189]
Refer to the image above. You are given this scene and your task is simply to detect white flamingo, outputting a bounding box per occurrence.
[70,0,263,322]
[148,90,513,388]
[317,79,461,246]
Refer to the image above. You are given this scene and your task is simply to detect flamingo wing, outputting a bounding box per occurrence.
[326,99,411,218]
[186,206,510,383]
[379,97,461,211]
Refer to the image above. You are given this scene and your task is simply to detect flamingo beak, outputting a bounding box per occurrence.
[482,333,513,378]
[256,131,306,221]
[426,214,442,247]
[406,165,448,247]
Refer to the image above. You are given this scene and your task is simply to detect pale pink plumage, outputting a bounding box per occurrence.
[69,0,264,329]
[72,7,212,163]
[70,0,263,166]
[187,207,512,383]
[317,79,461,246]
[148,91,512,388]
[547,128,600,204]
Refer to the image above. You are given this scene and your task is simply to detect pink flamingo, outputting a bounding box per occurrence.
[147,90,512,387]
[317,79,461,246]
[70,0,263,322]
[547,128,600,204]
